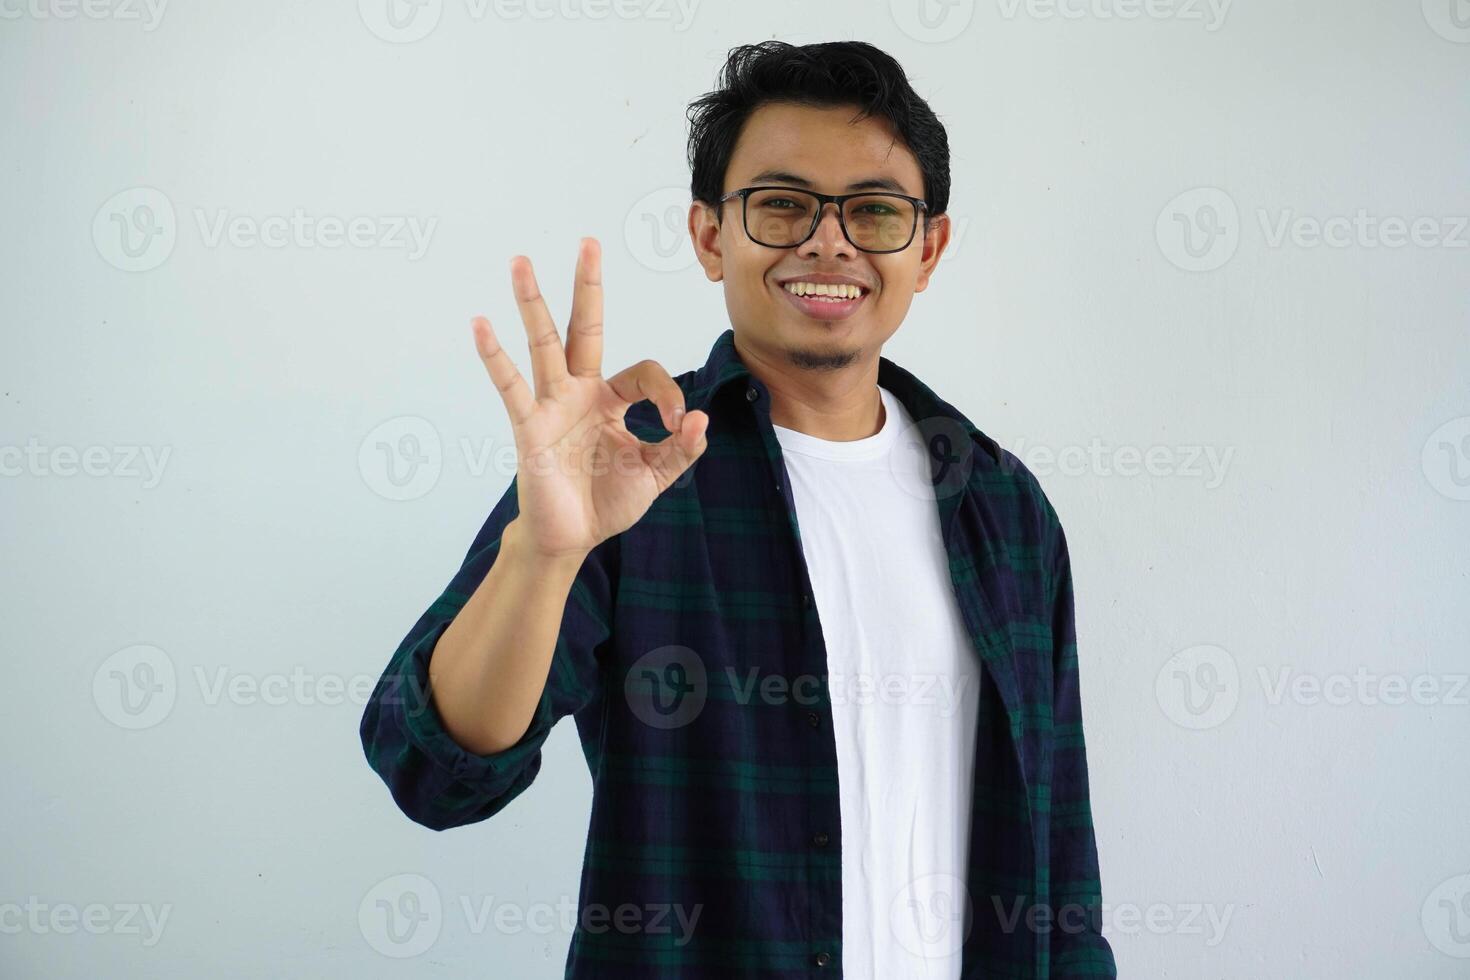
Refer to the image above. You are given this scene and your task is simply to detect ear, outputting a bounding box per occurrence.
[913,212,953,294]
[688,200,725,283]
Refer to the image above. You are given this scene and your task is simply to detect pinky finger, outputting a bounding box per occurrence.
[472,316,536,427]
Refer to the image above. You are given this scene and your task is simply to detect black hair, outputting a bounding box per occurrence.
[685,40,950,223]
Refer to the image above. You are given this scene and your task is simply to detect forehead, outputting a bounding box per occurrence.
[724,101,923,197]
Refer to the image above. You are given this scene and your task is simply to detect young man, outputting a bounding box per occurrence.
[361,40,1115,979]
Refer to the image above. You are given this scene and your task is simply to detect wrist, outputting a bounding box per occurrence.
[501,516,591,573]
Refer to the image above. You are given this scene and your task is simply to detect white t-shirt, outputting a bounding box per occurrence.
[772,384,982,978]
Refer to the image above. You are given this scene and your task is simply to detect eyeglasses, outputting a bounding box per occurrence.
[716,185,929,254]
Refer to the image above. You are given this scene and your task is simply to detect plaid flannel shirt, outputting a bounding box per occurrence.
[360,327,1116,978]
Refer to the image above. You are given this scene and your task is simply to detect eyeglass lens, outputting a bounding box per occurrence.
[742,189,918,252]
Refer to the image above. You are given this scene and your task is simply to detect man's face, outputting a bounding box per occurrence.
[690,101,949,373]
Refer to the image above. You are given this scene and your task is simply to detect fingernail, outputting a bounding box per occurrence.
[672,407,685,432]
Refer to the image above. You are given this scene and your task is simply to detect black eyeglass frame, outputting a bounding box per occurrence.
[715,185,930,255]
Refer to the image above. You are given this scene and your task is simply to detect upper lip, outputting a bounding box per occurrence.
[776,273,871,293]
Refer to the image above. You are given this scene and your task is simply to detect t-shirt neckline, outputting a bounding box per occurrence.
[771,385,902,462]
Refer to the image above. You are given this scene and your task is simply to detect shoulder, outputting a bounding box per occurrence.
[967,430,1068,575]
[986,441,1061,528]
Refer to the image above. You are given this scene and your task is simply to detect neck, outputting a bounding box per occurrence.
[734,332,886,441]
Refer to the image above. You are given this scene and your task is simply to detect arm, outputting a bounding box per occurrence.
[359,239,704,831]
[431,513,589,756]
[1045,517,1118,976]
[358,477,615,831]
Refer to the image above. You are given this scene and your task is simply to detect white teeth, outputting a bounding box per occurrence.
[782,281,863,299]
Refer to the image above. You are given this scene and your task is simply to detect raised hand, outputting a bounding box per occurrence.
[471,238,709,561]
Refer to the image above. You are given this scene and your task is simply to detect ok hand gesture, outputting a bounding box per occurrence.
[472,238,710,561]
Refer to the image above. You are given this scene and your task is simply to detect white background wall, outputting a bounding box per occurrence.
[3,1,1467,976]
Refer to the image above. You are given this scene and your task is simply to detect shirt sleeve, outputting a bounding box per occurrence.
[1044,514,1119,976]
[358,476,615,831]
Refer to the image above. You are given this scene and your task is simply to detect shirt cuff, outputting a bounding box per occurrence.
[398,616,556,794]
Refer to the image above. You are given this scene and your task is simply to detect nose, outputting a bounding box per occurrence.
[798,201,855,260]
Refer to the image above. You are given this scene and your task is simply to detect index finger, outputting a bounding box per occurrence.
[565,237,603,379]
[607,359,687,435]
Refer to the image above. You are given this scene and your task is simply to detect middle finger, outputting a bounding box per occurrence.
[509,254,570,398]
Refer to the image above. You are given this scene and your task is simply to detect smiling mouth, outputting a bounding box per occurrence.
[775,279,871,322]
[779,281,868,301]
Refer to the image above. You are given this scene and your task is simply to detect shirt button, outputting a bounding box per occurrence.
[806,710,820,728]
[814,951,831,967]
[802,593,811,608]
[812,831,829,847]
[745,386,759,402]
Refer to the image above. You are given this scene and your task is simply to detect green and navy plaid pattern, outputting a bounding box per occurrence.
[360,328,1116,978]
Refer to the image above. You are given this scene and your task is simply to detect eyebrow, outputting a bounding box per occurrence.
[745,169,914,195]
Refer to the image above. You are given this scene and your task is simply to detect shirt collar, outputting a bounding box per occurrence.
[686,327,1001,467]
